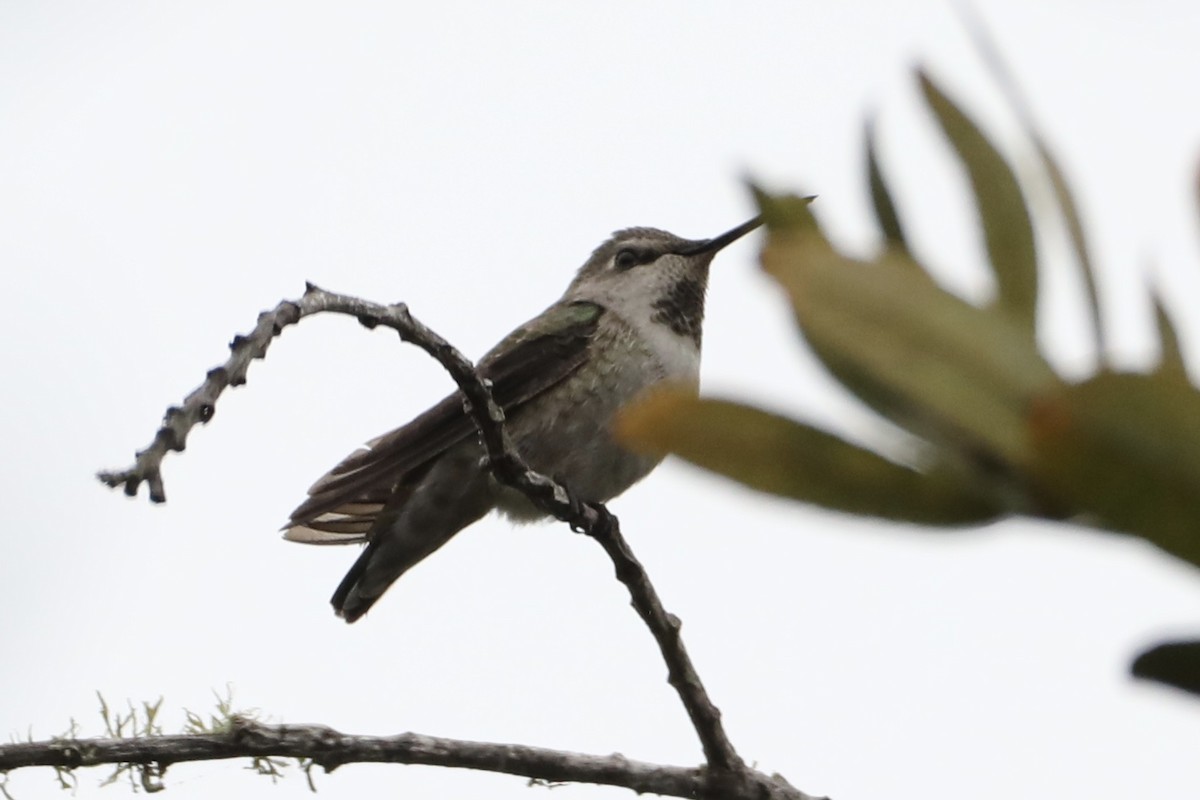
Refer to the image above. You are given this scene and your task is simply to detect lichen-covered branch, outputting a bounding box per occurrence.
[0,718,819,800]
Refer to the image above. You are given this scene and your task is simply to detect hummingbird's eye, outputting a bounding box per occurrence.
[614,247,654,271]
[614,248,640,271]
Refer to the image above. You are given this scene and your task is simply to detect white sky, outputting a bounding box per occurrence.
[1,2,1198,799]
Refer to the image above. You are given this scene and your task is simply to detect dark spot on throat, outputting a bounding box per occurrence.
[651,278,706,348]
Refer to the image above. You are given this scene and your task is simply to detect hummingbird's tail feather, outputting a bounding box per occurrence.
[282,501,383,544]
[330,543,380,622]
[330,442,496,623]
[284,393,482,537]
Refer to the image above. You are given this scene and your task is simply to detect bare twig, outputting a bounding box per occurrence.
[0,719,818,799]
[98,284,424,501]
[95,284,812,796]
[97,282,564,505]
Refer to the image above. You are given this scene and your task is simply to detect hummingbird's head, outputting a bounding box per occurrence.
[563,217,762,348]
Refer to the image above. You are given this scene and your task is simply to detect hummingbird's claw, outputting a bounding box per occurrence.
[588,503,617,537]
[557,480,589,532]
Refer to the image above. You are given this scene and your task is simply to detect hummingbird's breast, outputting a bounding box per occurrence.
[493,311,687,519]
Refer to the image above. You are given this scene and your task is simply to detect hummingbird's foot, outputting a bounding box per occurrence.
[587,502,617,537]
[563,488,614,538]
[555,479,601,534]
[559,482,587,531]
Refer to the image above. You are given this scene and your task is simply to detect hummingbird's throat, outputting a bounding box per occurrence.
[650,276,706,347]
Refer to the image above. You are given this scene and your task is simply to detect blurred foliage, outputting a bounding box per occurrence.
[616,69,1200,697]
[1133,641,1200,695]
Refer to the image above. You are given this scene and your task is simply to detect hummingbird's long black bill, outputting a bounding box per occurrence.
[676,215,763,256]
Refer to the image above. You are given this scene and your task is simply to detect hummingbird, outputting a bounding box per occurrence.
[284,216,762,622]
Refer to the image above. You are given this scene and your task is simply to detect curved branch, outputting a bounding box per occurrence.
[96,283,562,507]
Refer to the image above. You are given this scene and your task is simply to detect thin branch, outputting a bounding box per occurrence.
[585,511,744,773]
[96,284,801,794]
[97,283,561,506]
[0,719,819,800]
[98,284,414,501]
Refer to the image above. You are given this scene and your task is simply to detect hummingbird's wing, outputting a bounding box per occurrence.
[283,301,604,544]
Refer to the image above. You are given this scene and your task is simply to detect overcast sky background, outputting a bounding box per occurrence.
[1,2,1198,799]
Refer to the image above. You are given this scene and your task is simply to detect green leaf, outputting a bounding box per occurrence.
[616,387,1003,525]
[1151,287,1187,377]
[749,186,817,231]
[1037,142,1107,360]
[919,71,1038,339]
[1132,640,1200,698]
[865,118,913,259]
[960,14,1108,362]
[758,197,1060,474]
[1029,372,1200,567]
